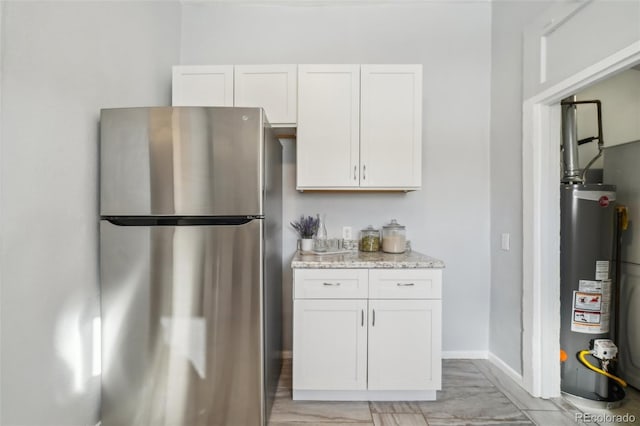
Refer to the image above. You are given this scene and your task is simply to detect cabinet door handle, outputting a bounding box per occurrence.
[361,309,364,327]
[354,165,357,181]
[397,282,415,287]
[322,282,341,286]
[363,165,366,180]
[372,309,375,326]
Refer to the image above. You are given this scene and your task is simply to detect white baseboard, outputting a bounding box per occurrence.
[293,389,437,401]
[442,350,489,359]
[488,351,524,386]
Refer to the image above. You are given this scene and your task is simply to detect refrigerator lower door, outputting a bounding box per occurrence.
[100,219,264,426]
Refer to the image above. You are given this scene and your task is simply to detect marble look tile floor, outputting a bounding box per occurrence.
[268,359,640,426]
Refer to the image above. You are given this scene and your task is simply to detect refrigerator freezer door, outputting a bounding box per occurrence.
[100,107,265,216]
[100,219,264,426]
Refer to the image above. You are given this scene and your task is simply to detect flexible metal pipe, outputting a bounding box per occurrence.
[561,95,581,182]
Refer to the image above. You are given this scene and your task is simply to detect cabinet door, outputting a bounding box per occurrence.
[297,65,360,189]
[360,65,422,189]
[172,65,234,107]
[234,65,297,126]
[293,299,367,390]
[368,299,441,390]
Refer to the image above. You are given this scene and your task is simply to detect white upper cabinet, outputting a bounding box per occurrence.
[172,63,423,190]
[172,65,234,107]
[360,65,422,189]
[296,64,423,191]
[297,64,361,189]
[172,64,297,126]
[234,65,297,126]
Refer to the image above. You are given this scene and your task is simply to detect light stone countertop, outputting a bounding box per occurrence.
[291,250,445,269]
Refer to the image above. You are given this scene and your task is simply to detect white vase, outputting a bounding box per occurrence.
[300,238,314,252]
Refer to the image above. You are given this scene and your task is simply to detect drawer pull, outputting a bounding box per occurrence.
[361,309,364,327]
[397,282,415,286]
[372,309,376,326]
[322,282,341,286]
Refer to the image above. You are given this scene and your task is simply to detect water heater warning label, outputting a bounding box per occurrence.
[595,261,610,280]
[571,280,611,334]
[574,292,601,311]
[574,310,601,325]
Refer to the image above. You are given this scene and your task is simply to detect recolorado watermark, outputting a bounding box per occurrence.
[575,413,636,423]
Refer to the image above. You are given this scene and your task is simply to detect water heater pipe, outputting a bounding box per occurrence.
[560,99,604,183]
[561,96,581,183]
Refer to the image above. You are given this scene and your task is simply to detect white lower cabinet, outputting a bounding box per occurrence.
[368,299,441,391]
[293,299,367,390]
[292,268,442,401]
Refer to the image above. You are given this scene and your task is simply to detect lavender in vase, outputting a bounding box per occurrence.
[290,215,319,252]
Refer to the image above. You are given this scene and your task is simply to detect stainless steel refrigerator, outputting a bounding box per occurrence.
[99,107,283,426]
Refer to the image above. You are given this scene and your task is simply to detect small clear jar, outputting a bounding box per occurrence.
[359,226,380,252]
[382,219,406,253]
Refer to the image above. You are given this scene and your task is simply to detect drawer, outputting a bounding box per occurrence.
[294,269,368,299]
[369,269,442,299]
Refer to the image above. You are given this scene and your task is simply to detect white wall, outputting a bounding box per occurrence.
[522,0,640,101]
[0,1,535,421]
[576,68,640,169]
[489,1,552,375]
[180,1,493,354]
[0,1,180,424]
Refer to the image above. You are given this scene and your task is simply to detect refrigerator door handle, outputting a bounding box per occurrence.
[103,216,260,226]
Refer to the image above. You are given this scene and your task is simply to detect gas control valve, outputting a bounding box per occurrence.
[590,339,618,360]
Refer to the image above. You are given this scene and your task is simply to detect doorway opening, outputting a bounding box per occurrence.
[522,47,640,399]
[558,68,640,407]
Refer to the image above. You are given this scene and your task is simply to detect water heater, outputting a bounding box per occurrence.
[560,184,624,405]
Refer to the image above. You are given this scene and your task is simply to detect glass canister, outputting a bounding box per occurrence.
[382,219,406,253]
[359,225,380,252]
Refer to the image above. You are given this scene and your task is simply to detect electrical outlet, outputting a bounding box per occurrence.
[501,233,510,251]
[342,226,353,240]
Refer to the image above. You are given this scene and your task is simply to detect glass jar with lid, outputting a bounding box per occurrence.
[359,225,380,252]
[382,219,406,253]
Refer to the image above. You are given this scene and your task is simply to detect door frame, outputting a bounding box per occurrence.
[522,41,640,398]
